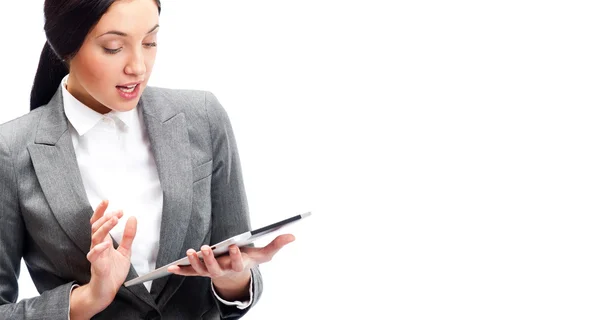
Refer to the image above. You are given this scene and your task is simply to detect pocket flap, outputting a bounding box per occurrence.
[193,159,213,182]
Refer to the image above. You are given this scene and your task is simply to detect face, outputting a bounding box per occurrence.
[67,0,159,114]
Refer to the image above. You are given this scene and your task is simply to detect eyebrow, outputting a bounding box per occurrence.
[97,24,160,38]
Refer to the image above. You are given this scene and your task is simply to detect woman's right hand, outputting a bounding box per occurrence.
[70,200,137,320]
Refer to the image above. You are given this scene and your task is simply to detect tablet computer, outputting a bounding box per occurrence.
[124,212,311,287]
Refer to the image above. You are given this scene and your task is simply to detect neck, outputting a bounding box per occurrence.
[66,75,112,114]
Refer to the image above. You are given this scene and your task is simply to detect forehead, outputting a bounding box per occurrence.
[90,0,159,37]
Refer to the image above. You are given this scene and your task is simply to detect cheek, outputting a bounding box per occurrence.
[144,51,156,76]
[71,44,124,99]
[77,52,118,87]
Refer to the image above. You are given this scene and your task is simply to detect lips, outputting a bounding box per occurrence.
[117,84,138,93]
[116,82,142,100]
[117,80,141,89]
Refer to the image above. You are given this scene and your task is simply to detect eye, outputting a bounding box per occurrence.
[143,42,157,48]
[104,47,122,54]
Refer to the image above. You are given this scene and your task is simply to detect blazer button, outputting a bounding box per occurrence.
[145,310,160,319]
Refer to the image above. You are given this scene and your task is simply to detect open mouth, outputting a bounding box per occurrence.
[116,82,142,100]
[117,84,138,93]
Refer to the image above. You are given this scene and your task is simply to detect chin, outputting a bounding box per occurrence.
[121,102,141,112]
[110,99,141,112]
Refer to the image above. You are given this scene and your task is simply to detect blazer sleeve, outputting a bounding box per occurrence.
[204,92,264,319]
[0,132,75,319]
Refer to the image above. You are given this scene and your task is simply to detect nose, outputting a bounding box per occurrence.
[124,48,146,76]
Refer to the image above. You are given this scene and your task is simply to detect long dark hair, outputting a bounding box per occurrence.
[30,0,162,111]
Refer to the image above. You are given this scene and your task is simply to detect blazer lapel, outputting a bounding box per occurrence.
[28,89,94,256]
[28,89,158,309]
[140,93,194,298]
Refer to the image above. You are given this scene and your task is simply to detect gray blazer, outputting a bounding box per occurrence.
[0,87,262,319]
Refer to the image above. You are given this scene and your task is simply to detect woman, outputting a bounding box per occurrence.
[0,0,294,319]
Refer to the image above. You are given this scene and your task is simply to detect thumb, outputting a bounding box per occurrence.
[257,234,295,263]
[117,216,137,257]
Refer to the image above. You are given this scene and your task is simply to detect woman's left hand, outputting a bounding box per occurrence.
[167,234,295,300]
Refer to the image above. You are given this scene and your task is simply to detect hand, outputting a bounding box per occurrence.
[167,234,295,300]
[70,200,137,319]
[87,200,137,303]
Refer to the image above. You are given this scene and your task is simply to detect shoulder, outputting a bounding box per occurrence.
[143,86,230,128]
[143,86,226,113]
[0,106,47,154]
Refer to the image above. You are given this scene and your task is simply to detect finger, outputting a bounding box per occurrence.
[117,217,137,257]
[91,210,123,234]
[229,245,245,272]
[168,265,207,277]
[201,245,223,277]
[90,200,109,224]
[256,234,296,263]
[91,215,120,247]
[86,240,112,263]
[185,249,209,276]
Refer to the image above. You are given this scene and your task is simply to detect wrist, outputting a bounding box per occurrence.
[212,270,252,301]
[69,284,109,320]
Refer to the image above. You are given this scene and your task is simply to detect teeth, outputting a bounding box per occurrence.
[118,84,136,93]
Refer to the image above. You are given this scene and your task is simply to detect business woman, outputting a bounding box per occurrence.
[0,0,295,319]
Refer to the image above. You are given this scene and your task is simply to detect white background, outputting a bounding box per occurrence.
[1,1,600,319]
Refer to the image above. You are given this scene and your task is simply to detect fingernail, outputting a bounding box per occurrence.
[202,249,210,256]
[187,249,195,255]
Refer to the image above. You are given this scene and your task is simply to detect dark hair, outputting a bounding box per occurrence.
[30,0,161,111]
